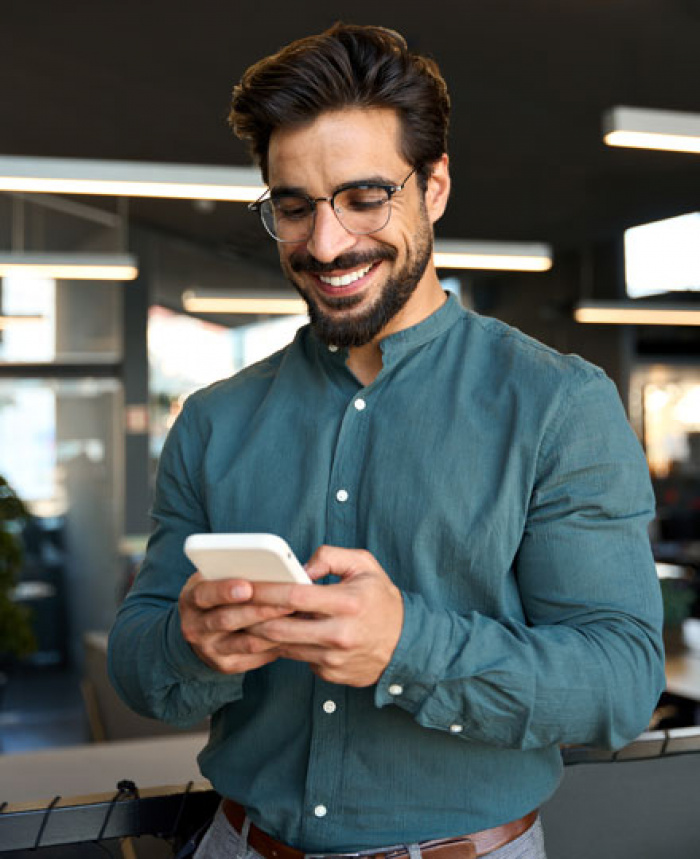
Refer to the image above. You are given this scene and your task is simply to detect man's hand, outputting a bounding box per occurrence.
[247,545,404,687]
[178,573,294,674]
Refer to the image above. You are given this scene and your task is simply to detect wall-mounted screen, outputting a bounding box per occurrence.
[624,212,700,298]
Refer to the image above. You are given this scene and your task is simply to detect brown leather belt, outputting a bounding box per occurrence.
[222,799,538,859]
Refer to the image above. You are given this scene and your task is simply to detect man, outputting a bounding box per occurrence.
[108,23,665,859]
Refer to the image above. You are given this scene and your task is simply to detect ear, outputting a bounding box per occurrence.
[424,154,451,225]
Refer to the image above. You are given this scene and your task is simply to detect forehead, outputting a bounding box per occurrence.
[267,107,406,188]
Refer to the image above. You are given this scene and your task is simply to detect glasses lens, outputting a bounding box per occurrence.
[334,186,391,235]
[261,197,314,242]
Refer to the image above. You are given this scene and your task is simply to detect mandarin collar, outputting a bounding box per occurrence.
[378,293,462,360]
[305,293,464,364]
[309,292,464,368]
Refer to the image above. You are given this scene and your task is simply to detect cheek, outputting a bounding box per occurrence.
[278,248,297,276]
[394,202,429,248]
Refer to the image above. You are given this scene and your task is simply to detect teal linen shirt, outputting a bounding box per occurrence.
[108,296,664,851]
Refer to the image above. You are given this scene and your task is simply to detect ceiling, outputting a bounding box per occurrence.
[2,0,700,275]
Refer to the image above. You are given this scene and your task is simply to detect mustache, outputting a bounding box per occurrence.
[289,247,397,274]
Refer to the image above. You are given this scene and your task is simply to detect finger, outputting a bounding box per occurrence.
[274,643,354,685]
[219,650,280,674]
[213,631,282,657]
[304,545,382,582]
[249,579,364,618]
[191,627,281,667]
[183,573,254,610]
[248,613,351,646]
[199,644,281,676]
[275,643,327,665]
[198,602,295,635]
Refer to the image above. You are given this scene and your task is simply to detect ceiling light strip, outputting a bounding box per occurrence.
[603,107,700,155]
[574,302,700,326]
[433,240,552,271]
[0,315,44,330]
[182,291,307,315]
[0,252,139,280]
[0,156,265,201]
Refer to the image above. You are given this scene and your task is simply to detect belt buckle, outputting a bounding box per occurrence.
[306,853,363,859]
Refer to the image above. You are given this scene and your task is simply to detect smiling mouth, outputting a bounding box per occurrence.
[317,263,374,288]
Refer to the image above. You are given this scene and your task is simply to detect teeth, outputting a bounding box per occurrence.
[319,264,372,287]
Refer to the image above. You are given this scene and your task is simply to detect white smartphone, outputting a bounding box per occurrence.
[183,532,312,584]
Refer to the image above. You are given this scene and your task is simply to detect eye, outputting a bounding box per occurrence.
[273,197,311,220]
[337,186,389,212]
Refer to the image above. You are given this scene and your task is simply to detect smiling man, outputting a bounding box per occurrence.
[108,23,664,859]
[266,108,447,383]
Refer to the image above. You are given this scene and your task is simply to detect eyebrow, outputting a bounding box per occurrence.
[269,184,307,197]
[269,174,397,198]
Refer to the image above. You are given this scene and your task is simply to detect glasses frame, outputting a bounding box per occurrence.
[248,167,417,243]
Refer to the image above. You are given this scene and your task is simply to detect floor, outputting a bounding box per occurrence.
[0,665,90,755]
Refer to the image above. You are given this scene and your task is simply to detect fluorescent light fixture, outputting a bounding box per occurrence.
[0,252,138,280]
[603,106,700,155]
[182,290,307,315]
[0,314,44,330]
[0,155,265,201]
[433,239,552,271]
[574,301,700,326]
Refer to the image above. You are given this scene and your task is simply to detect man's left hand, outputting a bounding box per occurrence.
[247,545,404,686]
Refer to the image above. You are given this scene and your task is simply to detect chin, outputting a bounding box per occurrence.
[307,290,407,348]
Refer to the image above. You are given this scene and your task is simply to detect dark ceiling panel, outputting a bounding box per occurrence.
[1,0,699,262]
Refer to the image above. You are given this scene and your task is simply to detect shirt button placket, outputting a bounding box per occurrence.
[333,397,367,507]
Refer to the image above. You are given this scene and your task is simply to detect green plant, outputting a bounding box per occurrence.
[0,475,36,658]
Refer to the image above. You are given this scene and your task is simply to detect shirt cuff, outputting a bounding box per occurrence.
[163,604,246,694]
[374,590,438,713]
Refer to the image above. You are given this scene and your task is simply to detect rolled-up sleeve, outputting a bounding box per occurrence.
[108,400,245,727]
[377,373,665,751]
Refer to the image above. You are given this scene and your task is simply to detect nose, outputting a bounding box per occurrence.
[305,200,358,263]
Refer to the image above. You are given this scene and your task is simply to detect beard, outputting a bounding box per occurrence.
[282,218,434,348]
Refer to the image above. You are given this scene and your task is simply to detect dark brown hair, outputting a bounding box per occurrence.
[229,22,450,186]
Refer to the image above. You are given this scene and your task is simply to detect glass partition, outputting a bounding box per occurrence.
[0,377,122,668]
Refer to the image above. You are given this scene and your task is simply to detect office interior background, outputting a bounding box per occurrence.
[0,0,699,853]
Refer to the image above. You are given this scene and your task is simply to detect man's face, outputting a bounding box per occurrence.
[266,108,449,347]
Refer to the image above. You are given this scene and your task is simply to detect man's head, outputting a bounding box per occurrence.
[229,22,450,188]
[229,24,451,348]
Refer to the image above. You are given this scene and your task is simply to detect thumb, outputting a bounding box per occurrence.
[304,545,382,582]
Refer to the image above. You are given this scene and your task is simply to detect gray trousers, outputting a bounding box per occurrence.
[193,806,548,859]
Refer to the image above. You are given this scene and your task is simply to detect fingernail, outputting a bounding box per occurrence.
[230,584,249,599]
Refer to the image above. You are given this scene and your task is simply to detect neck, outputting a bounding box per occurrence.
[346,278,448,386]
[346,343,384,386]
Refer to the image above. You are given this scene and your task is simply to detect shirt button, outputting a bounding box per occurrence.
[336,489,349,503]
[314,804,328,818]
[354,398,366,411]
[450,723,464,734]
[323,700,337,714]
[328,345,339,353]
[388,683,404,696]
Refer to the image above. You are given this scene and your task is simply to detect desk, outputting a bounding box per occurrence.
[0,733,210,806]
[666,651,700,702]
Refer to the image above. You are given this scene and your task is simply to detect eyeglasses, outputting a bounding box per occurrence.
[248,168,417,243]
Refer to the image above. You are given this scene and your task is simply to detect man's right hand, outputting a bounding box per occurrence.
[178,572,294,674]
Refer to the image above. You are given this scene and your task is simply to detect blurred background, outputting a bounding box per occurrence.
[0,0,699,755]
